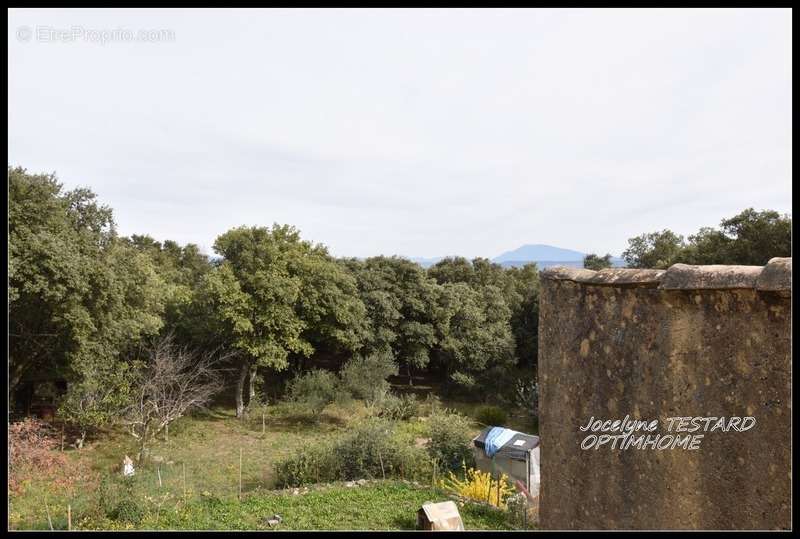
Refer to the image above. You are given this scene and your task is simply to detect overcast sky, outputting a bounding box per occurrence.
[8,8,792,259]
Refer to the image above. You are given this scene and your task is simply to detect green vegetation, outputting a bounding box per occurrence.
[286,369,344,417]
[8,401,523,531]
[8,165,790,530]
[339,351,399,405]
[86,481,516,531]
[10,166,541,436]
[427,410,477,472]
[377,393,419,420]
[622,209,792,269]
[475,405,508,427]
[583,253,613,270]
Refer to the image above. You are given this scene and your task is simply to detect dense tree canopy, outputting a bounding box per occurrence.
[583,253,612,270]
[622,230,686,269]
[200,225,367,416]
[9,165,791,428]
[9,167,166,438]
[343,256,439,384]
[623,209,791,269]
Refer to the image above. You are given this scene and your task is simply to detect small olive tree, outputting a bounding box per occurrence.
[123,335,228,461]
[339,351,398,407]
[287,369,343,417]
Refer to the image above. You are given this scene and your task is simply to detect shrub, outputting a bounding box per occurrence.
[419,393,443,417]
[439,466,513,509]
[333,419,409,480]
[59,361,138,448]
[339,351,398,405]
[97,474,146,526]
[378,393,418,420]
[273,418,432,487]
[108,499,145,524]
[427,411,475,472]
[274,442,340,487]
[287,369,342,416]
[8,418,68,494]
[475,405,508,427]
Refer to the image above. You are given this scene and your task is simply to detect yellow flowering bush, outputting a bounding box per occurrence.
[438,464,514,509]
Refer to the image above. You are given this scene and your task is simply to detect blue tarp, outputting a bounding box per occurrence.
[483,426,519,458]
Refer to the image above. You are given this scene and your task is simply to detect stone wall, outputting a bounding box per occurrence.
[538,258,791,530]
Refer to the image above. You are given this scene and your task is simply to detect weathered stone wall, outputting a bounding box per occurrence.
[538,258,791,530]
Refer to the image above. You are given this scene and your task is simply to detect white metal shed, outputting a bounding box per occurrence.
[472,426,541,498]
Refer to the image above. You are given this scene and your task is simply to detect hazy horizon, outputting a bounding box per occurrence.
[8,8,792,259]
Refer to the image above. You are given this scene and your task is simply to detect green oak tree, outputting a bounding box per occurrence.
[201,225,365,416]
[623,209,791,269]
[9,167,166,441]
[583,253,613,270]
[433,282,515,393]
[683,208,792,265]
[343,256,438,386]
[622,229,686,269]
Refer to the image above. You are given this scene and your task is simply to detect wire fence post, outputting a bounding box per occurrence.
[67,504,71,531]
[44,498,53,530]
[488,458,495,504]
[238,447,243,500]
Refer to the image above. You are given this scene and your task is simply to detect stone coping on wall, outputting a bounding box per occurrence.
[540,257,791,292]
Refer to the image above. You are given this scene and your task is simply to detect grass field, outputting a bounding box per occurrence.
[9,397,536,531]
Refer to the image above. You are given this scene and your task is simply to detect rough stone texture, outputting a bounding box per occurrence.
[539,266,597,283]
[584,268,665,286]
[756,258,792,294]
[660,263,763,290]
[538,261,791,530]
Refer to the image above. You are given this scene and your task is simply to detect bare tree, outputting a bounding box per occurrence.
[124,335,229,461]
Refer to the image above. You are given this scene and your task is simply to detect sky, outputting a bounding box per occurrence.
[8,8,792,259]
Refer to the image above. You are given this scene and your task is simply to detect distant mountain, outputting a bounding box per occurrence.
[492,244,586,263]
[408,256,445,268]
[498,258,625,269]
[402,244,625,269]
[498,260,582,269]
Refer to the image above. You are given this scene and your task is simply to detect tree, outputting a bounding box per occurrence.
[124,335,226,461]
[433,282,515,392]
[9,167,166,434]
[583,253,612,270]
[339,350,399,406]
[58,361,137,449]
[429,257,539,372]
[202,225,365,417]
[506,263,540,370]
[291,253,368,371]
[345,257,438,386]
[286,369,342,417]
[683,208,791,265]
[717,208,791,264]
[622,209,792,269]
[622,230,686,269]
[427,256,476,286]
